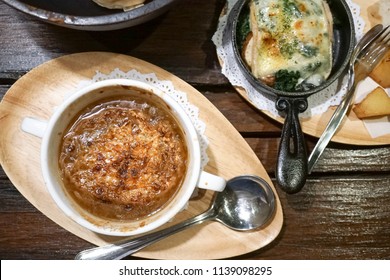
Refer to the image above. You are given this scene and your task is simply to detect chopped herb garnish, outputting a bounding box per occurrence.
[274,69,301,92]
[280,38,299,58]
[305,61,322,72]
[300,45,318,57]
[283,0,302,18]
[237,5,251,51]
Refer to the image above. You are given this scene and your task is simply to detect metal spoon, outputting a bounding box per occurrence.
[307,24,384,173]
[75,175,276,260]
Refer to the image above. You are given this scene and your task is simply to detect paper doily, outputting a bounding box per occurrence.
[72,68,209,169]
[212,0,365,118]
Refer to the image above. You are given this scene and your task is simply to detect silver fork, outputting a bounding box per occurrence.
[308,25,390,173]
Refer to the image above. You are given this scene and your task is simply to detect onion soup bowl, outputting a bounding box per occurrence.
[21,79,226,236]
[225,0,355,193]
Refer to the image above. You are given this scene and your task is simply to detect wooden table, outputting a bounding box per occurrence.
[1,0,390,260]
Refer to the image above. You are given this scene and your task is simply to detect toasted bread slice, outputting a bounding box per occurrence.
[92,0,144,10]
[353,87,390,118]
[244,0,333,84]
[241,32,253,69]
[369,49,390,88]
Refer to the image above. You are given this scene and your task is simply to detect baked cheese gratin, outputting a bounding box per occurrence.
[241,0,333,92]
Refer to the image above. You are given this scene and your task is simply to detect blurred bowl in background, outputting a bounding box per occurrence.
[1,0,178,31]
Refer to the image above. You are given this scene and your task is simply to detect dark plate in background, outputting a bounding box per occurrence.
[1,0,178,30]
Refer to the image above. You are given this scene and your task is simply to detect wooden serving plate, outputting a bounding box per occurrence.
[236,88,390,146]
[223,0,390,146]
[268,0,390,146]
[0,52,283,259]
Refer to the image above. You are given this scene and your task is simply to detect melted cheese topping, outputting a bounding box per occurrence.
[246,0,333,84]
[59,99,188,221]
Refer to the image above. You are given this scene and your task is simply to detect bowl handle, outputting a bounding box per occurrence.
[275,97,308,194]
[21,117,47,138]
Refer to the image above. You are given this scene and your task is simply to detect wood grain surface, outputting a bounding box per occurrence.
[1,0,390,260]
[0,52,283,259]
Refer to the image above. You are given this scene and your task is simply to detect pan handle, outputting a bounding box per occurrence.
[275,97,308,194]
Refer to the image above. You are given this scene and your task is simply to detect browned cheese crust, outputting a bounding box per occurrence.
[59,99,188,221]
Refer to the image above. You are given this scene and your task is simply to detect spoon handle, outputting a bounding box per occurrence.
[75,209,215,260]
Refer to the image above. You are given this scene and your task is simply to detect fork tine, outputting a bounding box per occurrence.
[358,25,390,58]
[358,25,390,69]
[367,48,387,68]
[364,36,389,60]
[369,25,389,46]
[361,45,388,68]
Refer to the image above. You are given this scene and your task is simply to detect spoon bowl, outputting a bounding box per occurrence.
[214,175,275,230]
[75,175,276,260]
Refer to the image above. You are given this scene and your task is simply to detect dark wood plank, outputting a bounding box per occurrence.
[0,1,228,85]
[261,175,390,260]
[1,0,390,260]
[0,212,90,260]
[203,90,282,134]
[1,175,389,259]
[245,137,390,174]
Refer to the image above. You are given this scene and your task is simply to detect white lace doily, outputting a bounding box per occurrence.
[73,68,209,168]
[212,0,365,118]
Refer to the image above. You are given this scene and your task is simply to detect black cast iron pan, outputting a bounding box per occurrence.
[226,0,355,193]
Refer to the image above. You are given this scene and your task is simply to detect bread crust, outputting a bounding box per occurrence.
[353,87,390,118]
[92,0,145,10]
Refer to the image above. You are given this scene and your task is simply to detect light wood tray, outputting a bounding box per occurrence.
[0,52,283,259]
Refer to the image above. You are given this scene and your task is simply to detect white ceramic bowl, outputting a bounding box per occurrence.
[22,79,226,236]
